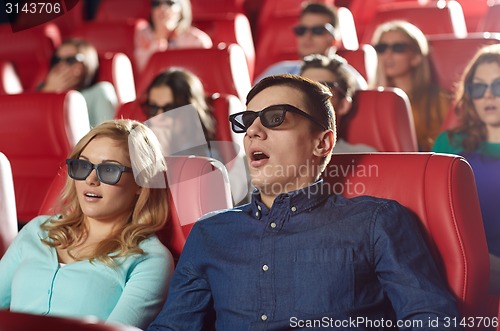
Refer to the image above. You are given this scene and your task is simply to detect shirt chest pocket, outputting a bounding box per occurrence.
[293,248,354,314]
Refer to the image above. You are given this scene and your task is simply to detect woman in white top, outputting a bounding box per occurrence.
[135,0,213,71]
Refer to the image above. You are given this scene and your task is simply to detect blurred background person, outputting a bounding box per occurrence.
[300,54,376,152]
[432,44,500,293]
[371,20,450,151]
[255,2,367,89]
[39,38,118,127]
[134,0,213,72]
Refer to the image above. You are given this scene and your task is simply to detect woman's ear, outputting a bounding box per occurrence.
[313,129,335,157]
[411,53,423,67]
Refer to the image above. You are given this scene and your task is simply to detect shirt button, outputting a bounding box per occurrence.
[262,264,269,271]
[291,206,297,212]
[270,222,277,229]
[261,314,268,321]
[255,211,259,217]
[257,205,262,211]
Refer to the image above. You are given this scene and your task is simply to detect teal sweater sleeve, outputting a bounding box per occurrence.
[432,131,463,155]
[0,216,174,330]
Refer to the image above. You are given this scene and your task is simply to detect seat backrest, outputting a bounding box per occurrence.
[428,33,500,93]
[0,152,18,257]
[70,19,149,74]
[339,88,418,152]
[39,155,232,261]
[193,13,255,80]
[323,152,491,320]
[362,0,468,44]
[337,44,378,86]
[95,0,150,22]
[191,0,244,18]
[0,61,23,95]
[477,1,500,33]
[97,52,136,105]
[137,44,251,102]
[0,23,60,90]
[0,310,141,331]
[0,91,89,224]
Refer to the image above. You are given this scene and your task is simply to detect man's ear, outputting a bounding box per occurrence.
[313,129,335,157]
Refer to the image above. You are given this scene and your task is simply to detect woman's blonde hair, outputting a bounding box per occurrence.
[41,119,168,266]
[371,20,431,93]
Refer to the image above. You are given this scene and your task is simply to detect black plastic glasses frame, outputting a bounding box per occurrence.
[66,159,133,185]
[374,42,413,54]
[229,104,327,133]
[141,102,178,117]
[151,0,176,7]
[293,23,335,37]
[50,54,85,67]
[467,81,500,99]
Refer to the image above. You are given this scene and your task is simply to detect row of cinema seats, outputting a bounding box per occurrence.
[2,143,500,328]
[1,23,500,103]
[0,86,417,224]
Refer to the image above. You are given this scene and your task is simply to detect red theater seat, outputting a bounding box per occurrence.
[70,20,149,74]
[428,33,500,93]
[477,1,500,33]
[39,155,232,262]
[137,44,251,102]
[0,61,22,95]
[362,0,467,43]
[339,88,418,152]
[324,152,492,323]
[337,44,378,86]
[0,152,17,257]
[193,13,256,79]
[0,23,60,90]
[95,0,150,22]
[0,91,89,224]
[0,310,141,331]
[98,52,136,105]
[191,0,245,18]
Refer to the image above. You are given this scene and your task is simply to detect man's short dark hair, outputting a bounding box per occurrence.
[301,2,338,30]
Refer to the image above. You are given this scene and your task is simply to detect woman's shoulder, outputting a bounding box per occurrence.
[433,131,465,154]
[139,234,172,258]
[176,26,213,48]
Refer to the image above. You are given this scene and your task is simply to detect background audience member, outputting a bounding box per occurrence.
[142,67,250,204]
[300,54,377,152]
[371,20,450,151]
[255,2,367,89]
[432,44,500,293]
[0,119,173,329]
[141,67,217,156]
[147,74,460,330]
[134,0,213,72]
[39,38,118,127]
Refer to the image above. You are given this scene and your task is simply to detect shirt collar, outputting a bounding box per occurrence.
[250,180,330,218]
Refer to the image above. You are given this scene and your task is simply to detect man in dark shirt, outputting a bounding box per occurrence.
[148,74,460,331]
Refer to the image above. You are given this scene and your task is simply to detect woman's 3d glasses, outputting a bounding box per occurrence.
[50,54,85,67]
[374,42,413,54]
[467,81,500,99]
[152,0,177,7]
[293,23,335,37]
[229,104,327,133]
[66,159,133,185]
[141,102,178,117]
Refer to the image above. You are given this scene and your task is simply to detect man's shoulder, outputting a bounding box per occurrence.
[197,204,251,224]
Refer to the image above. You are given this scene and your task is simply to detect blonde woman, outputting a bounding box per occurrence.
[0,120,173,329]
[371,20,451,151]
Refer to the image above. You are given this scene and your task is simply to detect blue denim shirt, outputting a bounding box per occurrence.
[149,181,460,331]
